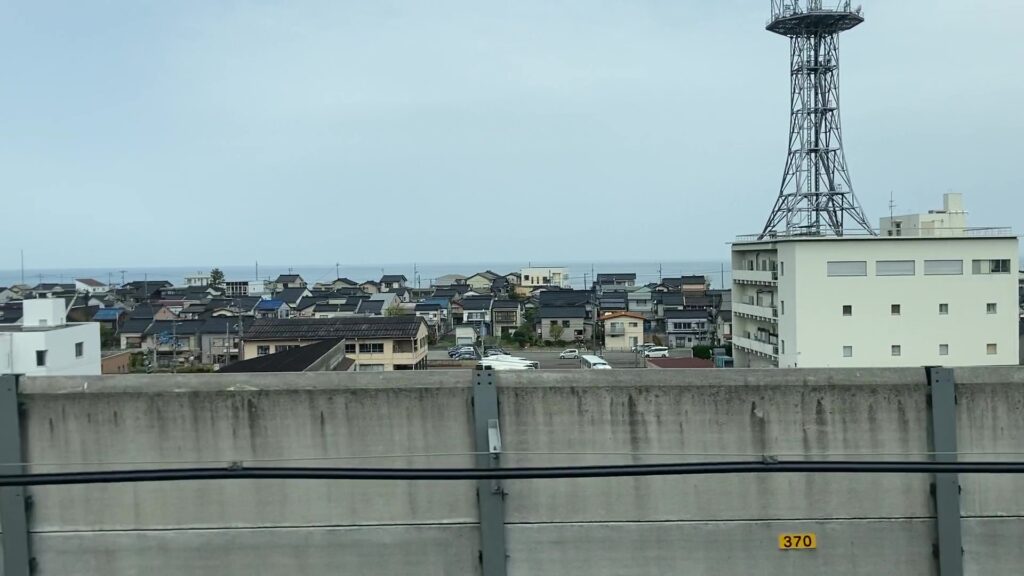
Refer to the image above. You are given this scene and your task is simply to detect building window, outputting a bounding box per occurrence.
[35,350,47,366]
[780,301,785,315]
[673,322,682,330]
[842,346,853,358]
[75,342,84,358]
[780,262,784,276]
[986,303,997,314]
[359,343,385,354]
[842,305,852,316]
[876,260,916,276]
[972,259,1011,274]
[257,346,270,356]
[780,340,785,354]
[987,343,998,355]
[562,320,570,327]
[891,304,901,316]
[275,345,298,353]
[939,303,948,315]
[924,260,963,275]
[891,345,901,357]
[345,343,356,354]
[939,344,949,356]
[629,322,638,328]
[827,261,867,277]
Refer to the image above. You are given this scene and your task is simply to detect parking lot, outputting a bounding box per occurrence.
[429,348,647,369]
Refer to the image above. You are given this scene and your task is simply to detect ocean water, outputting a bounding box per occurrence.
[0,260,733,290]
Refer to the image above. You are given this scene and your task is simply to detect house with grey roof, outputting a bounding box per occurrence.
[538,306,590,343]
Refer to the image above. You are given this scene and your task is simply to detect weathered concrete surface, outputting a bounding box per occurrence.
[21,372,476,531]
[507,519,937,576]
[9,368,1024,575]
[31,525,479,576]
[497,368,931,522]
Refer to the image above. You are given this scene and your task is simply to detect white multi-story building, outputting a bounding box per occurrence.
[519,267,570,289]
[0,299,101,376]
[732,197,1018,368]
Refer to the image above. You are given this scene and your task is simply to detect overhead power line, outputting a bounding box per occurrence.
[3,460,1024,487]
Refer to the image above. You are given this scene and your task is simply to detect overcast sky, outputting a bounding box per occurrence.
[2,1,1022,269]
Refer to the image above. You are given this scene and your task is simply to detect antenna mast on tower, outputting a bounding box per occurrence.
[760,0,875,239]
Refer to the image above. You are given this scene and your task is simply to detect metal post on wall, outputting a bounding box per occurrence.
[0,374,32,576]
[927,366,963,576]
[472,369,507,576]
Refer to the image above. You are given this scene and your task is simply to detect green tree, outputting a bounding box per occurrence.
[549,323,564,341]
[99,325,117,349]
[692,345,713,360]
[385,302,403,316]
[209,267,225,288]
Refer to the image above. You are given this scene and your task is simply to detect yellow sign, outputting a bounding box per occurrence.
[778,533,817,550]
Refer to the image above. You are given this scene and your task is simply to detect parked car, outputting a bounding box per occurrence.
[559,349,580,359]
[484,348,508,357]
[449,345,476,358]
[632,342,656,353]
[456,350,480,360]
[642,346,669,358]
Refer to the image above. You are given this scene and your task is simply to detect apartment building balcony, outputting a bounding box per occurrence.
[733,302,778,323]
[733,336,778,358]
[733,269,778,286]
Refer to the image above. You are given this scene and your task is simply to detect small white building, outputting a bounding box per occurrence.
[732,196,1017,368]
[879,193,967,238]
[520,267,571,289]
[455,326,478,346]
[0,299,101,376]
[600,312,645,351]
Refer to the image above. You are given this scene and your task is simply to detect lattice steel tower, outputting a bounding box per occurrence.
[760,0,874,238]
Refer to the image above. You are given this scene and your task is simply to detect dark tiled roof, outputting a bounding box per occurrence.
[681,275,707,285]
[276,288,308,305]
[244,316,425,341]
[492,299,521,309]
[275,274,302,283]
[313,303,357,313]
[538,290,592,307]
[357,300,384,315]
[684,295,714,308]
[415,303,441,311]
[218,340,348,373]
[33,283,75,291]
[538,306,587,319]
[118,317,153,334]
[717,310,732,322]
[380,275,407,283]
[198,317,252,334]
[76,278,106,287]
[660,293,685,306]
[461,296,493,311]
[129,303,156,319]
[665,310,709,320]
[144,320,204,336]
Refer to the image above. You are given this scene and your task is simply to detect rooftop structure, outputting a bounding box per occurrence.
[761,0,873,238]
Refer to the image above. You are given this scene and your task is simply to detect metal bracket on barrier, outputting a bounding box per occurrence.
[473,369,507,576]
[927,366,963,576]
[1,374,32,576]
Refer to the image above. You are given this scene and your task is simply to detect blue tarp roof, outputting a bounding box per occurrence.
[92,308,124,321]
[255,299,285,310]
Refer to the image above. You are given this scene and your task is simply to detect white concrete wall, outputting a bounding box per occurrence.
[1,323,100,375]
[733,236,1019,368]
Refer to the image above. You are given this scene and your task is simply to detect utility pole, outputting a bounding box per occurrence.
[20,249,24,286]
[889,191,896,221]
[120,270,126,287]
[335,262,340,280]
[172,321,177,374]
[658,263,663,281]
[721,262,725,290]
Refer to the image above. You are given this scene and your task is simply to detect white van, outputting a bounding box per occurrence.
[642,347,669,358]
[581,355,612,369]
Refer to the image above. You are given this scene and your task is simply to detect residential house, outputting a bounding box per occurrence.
[241,316,429,370]
[538,306,590,343]
[0,299,101,375]
[504,272,521,287]
[255,299,290,319]
[0,287,17,304]
[414,303,443,340]
[117,317,152,349]
[223,281,252,297]
[357,299,386,316]
[465,271,500,292]
[118,280,173,304]
[681,275,710,294]
[218,339,354,373]
[600,311,646,351]
[91,308,125,333]
[538,289,597,325]
[594,273,636,293]
[626,286,656,320]
[199,317,252,366]
[276,287,312,311]
[598,291,629,315]
[491,299,523,339]
[31,283,75,298]
[272,274,307,291]
[461,296,494,337]
[359,280,381,295]
[380,275,408,292]
[665,310,711,348]
[320,278,359,290]
[519,267,571,291]
[490,277,511,297]
[141,320,203,368]
[311,303,360,318]
[682,295,716,313]
[715,309,733,346]
[75,278,108,293]
[434,274,467,286]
